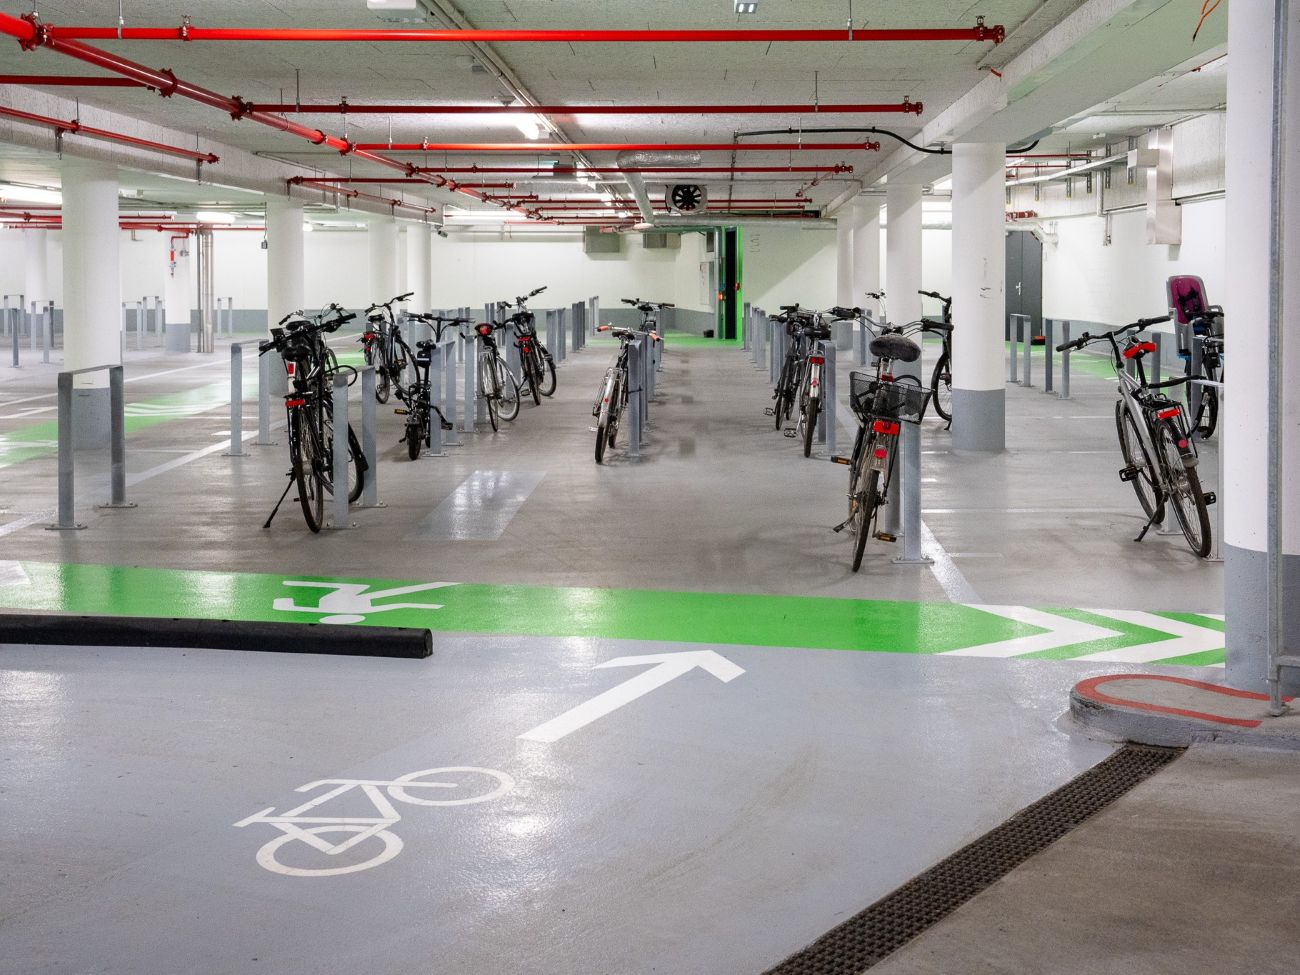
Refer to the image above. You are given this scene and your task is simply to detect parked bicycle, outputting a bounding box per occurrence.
[768,304,833,457]
[392,314,460,460]
[471,318,521,432]
[358,292,413,404]
[620,297,672,361]
[831,322,931,571]
[1056,316,1214,557]
[495,286,556,406]
[259,304,367,533]
[1183,307,1223,439]
[918,289,955,426]
[592,323,656,463]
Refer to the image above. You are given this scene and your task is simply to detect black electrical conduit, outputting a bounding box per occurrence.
[733,126,1041,156]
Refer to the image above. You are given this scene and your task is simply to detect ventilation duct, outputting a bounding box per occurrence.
[616,150,703,226]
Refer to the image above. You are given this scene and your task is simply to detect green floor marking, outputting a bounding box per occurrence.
[1018,608,1182,661]
[1146,648,1227,667]
[1155,611,1225,632]
[0,561,1036,654]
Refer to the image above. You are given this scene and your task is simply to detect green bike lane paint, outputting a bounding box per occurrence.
[0,560,1224,665]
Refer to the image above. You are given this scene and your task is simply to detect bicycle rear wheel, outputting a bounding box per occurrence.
[496,359,521,421]
[931,351,952,424]
[1155,424,1212,557]
[851,467,882,572]
[406,410,423,460]
[291,409,325,533]
[1115,401,1161,522]
[802,395,820,458]
[523,351,542,406]
[1194,368,1219,439]
[538,349,558,397]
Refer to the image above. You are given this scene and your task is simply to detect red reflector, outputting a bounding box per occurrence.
[872,419,901,435]
[1123,341,1158,359]
[363,332,377,340]
[873,447,888,459]
[808,355,825,365]
[1157,407,1180,419]
[285,398,305,407]
[1178,439,1189,449]
[477,324,491,336]
[881,374,894,382]
[285,362,295,376]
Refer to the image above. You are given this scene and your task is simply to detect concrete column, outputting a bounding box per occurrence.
[162,220,192,353]
[851,200,881,301]
[23,228,49,307]
[369,215,399,301]
[950,143,1007,452]
[61,158,120,447]
[835,212,855,307]
[1223,0,1300,693]
[406,222,432,310]
[885,183,923,333]
[265,196,304,394]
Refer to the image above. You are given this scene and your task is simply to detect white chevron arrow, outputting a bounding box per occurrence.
[1070,609,1224,663]
[0,560,30,587]
[944,605,1122,658]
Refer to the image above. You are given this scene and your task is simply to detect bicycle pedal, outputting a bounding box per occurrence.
[1118,465,1139,483]
[1203,491,1217,506]
[830,455,851,466]
[394,408,409,415]
[783,428,797,438]
[874,532,898,543]
[764,407,776,416]
[440,421,453,431]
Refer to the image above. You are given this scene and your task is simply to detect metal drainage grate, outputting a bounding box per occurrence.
[762,744,1183,975]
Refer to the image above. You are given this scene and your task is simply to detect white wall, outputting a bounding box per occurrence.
[744,225,837,309]
[1042,197,1225,324]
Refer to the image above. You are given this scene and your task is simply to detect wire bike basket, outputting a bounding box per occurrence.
[849,371,931,424]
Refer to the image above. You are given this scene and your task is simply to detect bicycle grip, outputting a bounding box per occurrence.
[780,304,799,312]
[660,301,675,308]
[917,289,941,299]
[597,324,611,332]
[396,292,414,301]
[258,340,275,354]
[1136,314,1171,328]
[278,312,296,326]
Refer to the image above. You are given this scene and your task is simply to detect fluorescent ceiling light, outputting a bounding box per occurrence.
[0,183,62,205]
[367,0,418,8]
[735,1,758,13]
[195,210,237,224]
[303,222,314,232]
[512,113,542,140]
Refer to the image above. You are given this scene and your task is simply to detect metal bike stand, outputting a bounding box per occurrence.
[1008,314,1020,384]
[1058,323,1072,400]
[627,339,644,459]
[3,293,21,367]
[39,302,51,363]
[156,297,165,346]
[462,333,476,434]
[425,344,446,458]
[135,299,145,350]
[817,340,835,453]
[357,366,383,508]
[1043,320,1055,394]
[48,364,135,530]
[224,344,244,457]
[255,351,277,445]
[1018,314,1033,387]
[325,372,354,529]
[743,302,752,353]
[893,417,932,565]
[442,336,461,447]
[1150,331,1163,385]
[1189,334,1205,422]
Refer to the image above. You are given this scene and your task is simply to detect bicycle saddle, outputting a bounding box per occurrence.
[870,333,921,363]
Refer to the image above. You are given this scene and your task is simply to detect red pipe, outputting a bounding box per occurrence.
[0,103,219,162]
[0,73,143,86]
[350,165,854,176]
[0,13,529,218]
[289,179,437,216]
[35,24,1005,44]
[1006,153,1092,159]
[356,141,881,153]
[249,100,923,116]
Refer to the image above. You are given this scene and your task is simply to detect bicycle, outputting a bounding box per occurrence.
[621,296,672,369]
[592,323,656,463]
[768,304,833,456]
[495,286,556,406]
[918,289,955,426]
[392,314,460,460]
[1056,315,1215,557]
[1184,308,1223,438]
[471,319,521,432]
[259,305,367,533]
[358,291,413,404]
[832,323,931,571]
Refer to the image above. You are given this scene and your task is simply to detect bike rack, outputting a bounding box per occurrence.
[425,343,447,458]
[47,363,136,530]
[441,333,461,447]
[460,320,476,435]
[325,374,355,529]
[2,293,23,367]
[627,337,645,460]
[1057,322,1072,400]
[1008,313,1033,387]
[225,343,245,457]
[255,348,277,445]
[743,302,752,353]
[219,296,235,337]
[893,416,931,565]
[32,300,52,363]
[358,365,383,508]
[817,339,837,455]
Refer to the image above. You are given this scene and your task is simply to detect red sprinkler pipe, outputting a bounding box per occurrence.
[0,103,219,162]
[355,141,881,153]
[0,73,143,86]
[0,13,531,219]
[249,99,923,116]
[410,165,854,175]
[35,24,1005,45]
[288,178,437,215]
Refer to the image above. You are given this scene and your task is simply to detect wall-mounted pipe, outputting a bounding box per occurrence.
[249,100,923,116]
[0,103,219,162]
[353,141,882,153]
[31,24,1005,45]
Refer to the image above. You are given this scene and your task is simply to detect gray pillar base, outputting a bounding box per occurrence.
[834,321,853,351]
[72,386,111,450]
[164,323,191,353]
[1224,542,1300,695]
[950,388,1005,452]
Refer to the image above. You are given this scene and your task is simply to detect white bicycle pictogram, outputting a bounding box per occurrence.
[234,766,514,877]
[271,580,458,625]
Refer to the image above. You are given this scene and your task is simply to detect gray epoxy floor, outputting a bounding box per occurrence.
[0,636,1211,975]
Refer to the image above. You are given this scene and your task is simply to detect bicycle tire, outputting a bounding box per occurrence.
[496,359,521,421]
[538,350,558,397]
[1155,423,1212,557]
[1115,401,1162,523]
[802,396,820,458]
[406,412,423,460]
[1196,385,1219,439]
[931,351,953,424]
[607,374,622,448]
[595,413,609,462]
[524,351,542,406]
[346,425,364,503]
[774,388,786,430]
[292,410,324,534]
[852,467,882,572]
[256,825,403,878]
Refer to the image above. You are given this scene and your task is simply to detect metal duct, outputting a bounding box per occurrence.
[616,151,702,226]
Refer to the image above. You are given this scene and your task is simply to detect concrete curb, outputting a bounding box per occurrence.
[0,613,432,659]
[1070,673,1300,750]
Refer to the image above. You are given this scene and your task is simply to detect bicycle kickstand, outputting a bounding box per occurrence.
[262,472,296,529]
[1133,504,1163,543]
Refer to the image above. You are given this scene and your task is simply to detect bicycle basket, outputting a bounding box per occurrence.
[849,371,931,424]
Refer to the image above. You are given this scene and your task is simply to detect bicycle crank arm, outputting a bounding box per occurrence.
[830,455,852,465]
[874,531,898,543]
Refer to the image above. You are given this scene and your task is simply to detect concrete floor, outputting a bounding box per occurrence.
[0,325,1246,974]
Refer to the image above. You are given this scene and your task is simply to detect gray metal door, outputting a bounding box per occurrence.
[1004,230,1043,339]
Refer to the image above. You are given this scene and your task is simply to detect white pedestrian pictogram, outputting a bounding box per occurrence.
[272,580,457,624]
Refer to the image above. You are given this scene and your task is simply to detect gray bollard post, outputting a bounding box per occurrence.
[462,332,476,433]
[156,298,165,343]
[1044,320,1055,394]
[743,302,752,353]
[627,339,643,459]
[135,300,145,350]
[39,302,50,363]
[359,366,381,507]
[29,301,37,351]
[103,366,134,510]
[1059,323,1072,400]
[225,343,244,457]
[1020,315,1033,387]
[893,416,931,565]
[427,344,445,457]
[442,336,461,446]
[1008,315,1020,384]
[48,371,83,530]
[8,298,18,368]
[328,373,352,529]
[1151,331,1163,385]
[821,341,838,454]
[256,350,277,445]
[1189,334,1204,420]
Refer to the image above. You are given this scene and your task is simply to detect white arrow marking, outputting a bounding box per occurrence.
[1071,610,1224,663]
[0,560,31,587]
[943,605,1122,658]
[519,650,744,744]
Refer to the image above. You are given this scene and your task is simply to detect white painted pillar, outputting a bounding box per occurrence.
[835,212,855,307]
[265,196,304,394]
[162,219,192,352]
[23,228,49,306]
[406,222,432,310]
[368,215,399,302]
[852,200,881,303]
[61,158,120,446]
[885,183,923,333]
[1223,0,1300,692]
[950,142,1007,452]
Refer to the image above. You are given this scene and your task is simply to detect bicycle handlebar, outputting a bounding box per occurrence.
[829,305,862,320]
[1054,314,1172,352]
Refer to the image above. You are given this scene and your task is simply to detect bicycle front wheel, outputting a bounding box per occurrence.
[291,409,325,533]
[538,349,558,397]
[1155,423,1212,557]
[802,396,820,458]
[931,351,952,424]
[496,358,521,421]
[1115,401,1161,522]
[523,351,542,406]
[851,467,883,573]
